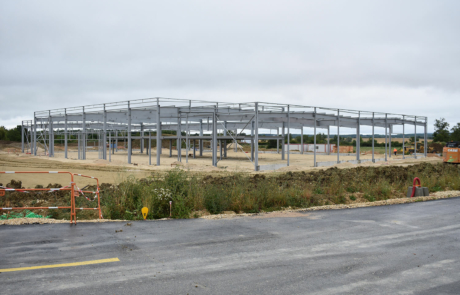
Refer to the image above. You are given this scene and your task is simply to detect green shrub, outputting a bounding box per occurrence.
[96,163,460,220]
[346,187,357,193]
[364,194,376,202]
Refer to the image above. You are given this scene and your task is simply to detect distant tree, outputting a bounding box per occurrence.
[433,118,450,142]
[361,138,377,147]
[451,123,460,142]
[292,135,302,144]
[409,136,420,144]
[284,133,297,144]
[0,126,7,140]
[5,125,22,142]
[392,141,402,147]
[267,140,279,149]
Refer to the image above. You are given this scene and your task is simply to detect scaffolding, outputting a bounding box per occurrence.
[25,98,428,171]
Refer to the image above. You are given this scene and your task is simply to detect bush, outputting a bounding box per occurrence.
[97,163,460,220]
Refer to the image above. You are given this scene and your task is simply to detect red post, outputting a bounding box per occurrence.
[410,177,421,198]
[70,174,76,224]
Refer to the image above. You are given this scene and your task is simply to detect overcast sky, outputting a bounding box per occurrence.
[1,0,459,134]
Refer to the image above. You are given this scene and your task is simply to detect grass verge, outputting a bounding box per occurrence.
[98,162,460,220]
[2,163,459,221]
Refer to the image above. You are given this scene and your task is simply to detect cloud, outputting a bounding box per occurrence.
[1,0,459,132]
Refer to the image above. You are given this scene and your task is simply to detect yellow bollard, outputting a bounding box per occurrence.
[141,207,149,220]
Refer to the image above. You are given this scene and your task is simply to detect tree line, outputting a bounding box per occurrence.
[261,133,422,149]
[433,118,460,143]
[0,126,22,141]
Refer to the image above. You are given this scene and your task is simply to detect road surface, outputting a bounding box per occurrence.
[1,198,460,294]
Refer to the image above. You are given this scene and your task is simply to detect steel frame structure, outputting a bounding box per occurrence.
[25,97,428,171]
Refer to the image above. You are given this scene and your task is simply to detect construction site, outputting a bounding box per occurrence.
[18,97,432,171]
[1,97,446,221]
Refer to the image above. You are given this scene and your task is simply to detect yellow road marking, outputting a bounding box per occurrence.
[0,257,120,273]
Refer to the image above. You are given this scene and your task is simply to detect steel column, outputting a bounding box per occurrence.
[33,115,37,156]
[402,116,405,159]
[82,106,86,160]
[224,121,227,158]
[254,102,259,171]
[424,118,428,157]
[115,131,118,152]
[109,132,111,162]
[48,111,52,157]
[282,123,285,160]
[212,109,217,166]
[140,123,144,154]
[389,124,392,158]
[251,121,254,161]
[234,130,237,152]
[199,119,203,156]
[21,122,24,153]
[128,103,132,164]
[186,113,189,164]
[385,114,388,162]
[337,110,340,164]
[193,139,196,159]
[177,113,182,162]
[301,126,304,154]
[414,116,417,159]
[156,103,161,166]
[103,104,107,160]
[64,109,68,159]
[357,112,360,161]
[313,107,317,167]
[372,113,375,162]
[277,128,280,154]
[287,105,290,166]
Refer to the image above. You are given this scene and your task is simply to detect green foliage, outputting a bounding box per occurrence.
[346,187,357,193]
[97,163,460,220]
[204,186,231,214]
[285,133,329,145]
[364,194,376,202]
[451,123,460,142]
[0,125,22,141]
[336,195,347,204]
[0,126,7,140]
[431,185,442,192]
[314,187,324,194]
[433,118,450,142]
[267,140,279,149]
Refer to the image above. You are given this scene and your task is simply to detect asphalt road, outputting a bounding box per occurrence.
[1,198,460,295]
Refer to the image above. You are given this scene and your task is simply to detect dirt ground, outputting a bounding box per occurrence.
[0,140,442,188]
